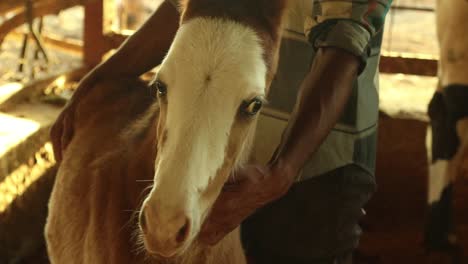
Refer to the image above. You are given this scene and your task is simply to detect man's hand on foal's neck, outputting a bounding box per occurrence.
[198,163,289,245]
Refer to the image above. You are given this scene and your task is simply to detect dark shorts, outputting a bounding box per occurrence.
[241,164,376,264]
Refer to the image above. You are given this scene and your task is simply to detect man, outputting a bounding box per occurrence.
[51,1,391,263]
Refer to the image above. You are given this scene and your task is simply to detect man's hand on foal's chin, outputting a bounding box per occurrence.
[198,164,290,245]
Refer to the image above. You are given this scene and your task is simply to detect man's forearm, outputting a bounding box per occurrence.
[269,47,360,190]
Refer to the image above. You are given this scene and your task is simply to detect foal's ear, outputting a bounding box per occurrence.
[176,0,188,10]
[260,0,288,18]
[258,0,288,37]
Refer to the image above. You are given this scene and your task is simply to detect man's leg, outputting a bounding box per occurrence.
[241,164,375,264]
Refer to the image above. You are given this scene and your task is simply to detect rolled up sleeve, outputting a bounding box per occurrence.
[306,0,392,71]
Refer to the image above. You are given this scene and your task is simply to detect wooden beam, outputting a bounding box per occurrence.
[0,0,24,15]
[83,0,111,67]
[94,32,438,78]
[379,53,438,77]
[0,0,94,46]
[0,0,95,17]
[42,33,83,53]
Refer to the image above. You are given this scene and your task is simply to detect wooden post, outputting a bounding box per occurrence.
[83,0,110,67]
[379,55,438,77]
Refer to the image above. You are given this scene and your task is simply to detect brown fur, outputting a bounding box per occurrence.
[45,78,248,264]
[45,1,287,263]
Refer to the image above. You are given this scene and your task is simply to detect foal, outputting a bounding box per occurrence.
[45,0,287,263]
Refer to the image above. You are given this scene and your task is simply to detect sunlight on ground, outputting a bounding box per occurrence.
[0,113,40,157]
[0,143,55,213]
[379,73,437,119]
[0,82,22,104]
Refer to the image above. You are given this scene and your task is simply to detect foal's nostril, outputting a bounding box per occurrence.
[176,218,191,244]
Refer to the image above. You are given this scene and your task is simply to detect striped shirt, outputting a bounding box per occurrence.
[256,0,391,180]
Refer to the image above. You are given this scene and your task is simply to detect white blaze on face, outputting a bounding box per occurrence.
[148,17,267,240]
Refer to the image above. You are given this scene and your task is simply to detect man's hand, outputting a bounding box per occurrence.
[198,164,290,245]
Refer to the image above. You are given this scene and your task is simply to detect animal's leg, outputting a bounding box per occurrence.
[453,118,468,179]
[33,17,44,61]
[25,0,48,62]
[425,84,468,253]
[444,86,468,181]
[17,31,29,73]
[424,91,457,251]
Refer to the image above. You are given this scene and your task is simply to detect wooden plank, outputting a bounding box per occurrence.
[0,67,86,111]
[82,9,439,78]
[0,0,94,46]
[0,0,94,15]
[101,31,439,77]
[379,53,438,77]
[7,31,83,54]
[83,0,111,67]
[42,33,83,53]
[0,0,24,15]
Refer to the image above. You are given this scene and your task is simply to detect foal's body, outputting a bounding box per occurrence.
[46,0,287,262]
[45,79,245,264]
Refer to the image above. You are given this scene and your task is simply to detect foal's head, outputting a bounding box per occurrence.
[139,0,286,258]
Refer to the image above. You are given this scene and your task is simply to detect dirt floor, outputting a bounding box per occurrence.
[358,114,468,264]
[0,144,56,264]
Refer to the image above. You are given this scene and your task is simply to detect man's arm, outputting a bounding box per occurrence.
[51,0,179,161]
[268,47,359,193]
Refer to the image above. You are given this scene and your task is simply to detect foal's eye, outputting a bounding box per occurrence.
[152,80,167,96]
[240,98,263,116]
